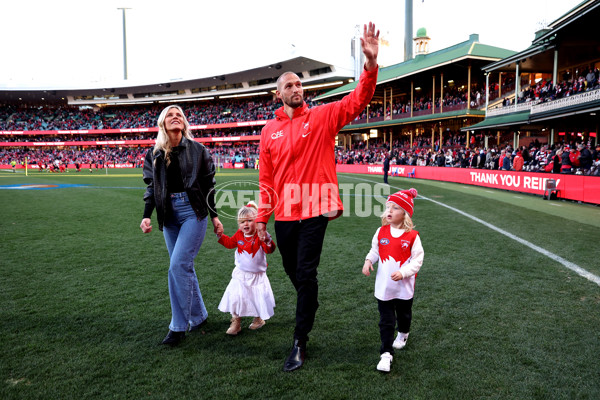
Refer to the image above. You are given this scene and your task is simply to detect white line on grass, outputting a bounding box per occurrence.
[342,174,600,287]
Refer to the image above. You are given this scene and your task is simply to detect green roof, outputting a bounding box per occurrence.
[341,109,485,132]
[462,111,530,131]
[416,27,427,38]
[316,36,516,101]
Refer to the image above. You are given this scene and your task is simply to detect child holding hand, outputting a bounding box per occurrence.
[217,201,276,335]
[362,188,424,373]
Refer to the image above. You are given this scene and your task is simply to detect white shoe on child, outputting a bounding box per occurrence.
[376,352,393,372]
[393,332,409,350]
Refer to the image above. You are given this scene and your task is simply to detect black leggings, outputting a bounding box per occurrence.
[377,298,413,354]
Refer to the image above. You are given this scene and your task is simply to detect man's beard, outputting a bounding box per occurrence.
[285,95,303,108]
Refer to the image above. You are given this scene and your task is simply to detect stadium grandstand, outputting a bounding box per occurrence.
[0,0,598,202]
[0,56,352,169]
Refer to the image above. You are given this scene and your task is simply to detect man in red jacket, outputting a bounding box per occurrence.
[257,22,379,372]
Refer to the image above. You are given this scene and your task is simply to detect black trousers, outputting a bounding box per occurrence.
[275,216,329,342]
[377,298,413,355]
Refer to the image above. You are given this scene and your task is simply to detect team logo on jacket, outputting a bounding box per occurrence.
[379,238,390,245]
[401,240,410,249]
[237,240,245,246]
[271,130,284,140]
[301,122,311,138]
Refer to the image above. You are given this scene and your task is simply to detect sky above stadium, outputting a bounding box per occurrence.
[1,0,584,87]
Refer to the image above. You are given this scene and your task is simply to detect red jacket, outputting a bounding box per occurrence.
[513,154,524,171]
[257,67,378,223]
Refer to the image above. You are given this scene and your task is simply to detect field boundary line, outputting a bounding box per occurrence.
[343,174,600,287]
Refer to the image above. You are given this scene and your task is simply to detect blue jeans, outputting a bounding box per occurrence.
[162,192,208,332]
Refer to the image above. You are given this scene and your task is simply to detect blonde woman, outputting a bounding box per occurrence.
[141,105,223,346]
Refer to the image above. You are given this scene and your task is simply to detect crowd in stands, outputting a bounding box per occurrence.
[0,142,261,171]
[0,102,267,131]
[0,93,325,132]
[493,67,600,107]
[353,86,486,123]
[2,79,599,176]
[487,74,515,102]
[0,148,147,170]
[3,128,598,176]
[0,129,260,143]
[335,136,600,176]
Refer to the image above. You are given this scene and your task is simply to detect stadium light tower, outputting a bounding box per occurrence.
[117,7,131,80]
[404,0,413,61]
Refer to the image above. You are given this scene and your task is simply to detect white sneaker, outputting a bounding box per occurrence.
[376,352,393,372]
[393,332,409,350]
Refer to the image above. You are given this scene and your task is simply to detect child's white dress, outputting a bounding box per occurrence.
[217,231,276,320]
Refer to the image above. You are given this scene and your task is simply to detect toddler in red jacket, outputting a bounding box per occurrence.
[217,202,276,335]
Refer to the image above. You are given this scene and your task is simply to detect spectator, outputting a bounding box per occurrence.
[435,151,445,167]
[561,146,573,173]
[552,150,562,174]
[502,151,512,171]
[513,151,524,171]
[383,152,390,184]
[578,143,593,174]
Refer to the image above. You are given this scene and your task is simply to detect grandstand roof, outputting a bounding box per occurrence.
[0,56,353,106]
[463,0,600,133]
[462,111,530,131]
[315,34,516,101]
[483,0,600,73]
[343,109,486,133]
[532,0,599,45]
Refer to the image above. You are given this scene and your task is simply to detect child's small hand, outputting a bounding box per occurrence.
[391,270,403,281]
[260,231,272,244]
[362,260,373,276]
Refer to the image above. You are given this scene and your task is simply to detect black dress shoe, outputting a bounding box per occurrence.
[283,339,306,372]
[189,319,208,333]
[161,330,185,346]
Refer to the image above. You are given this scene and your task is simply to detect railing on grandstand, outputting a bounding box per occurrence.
[530,88,600,114]
[487,100,540,116]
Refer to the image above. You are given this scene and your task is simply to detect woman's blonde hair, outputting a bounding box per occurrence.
[153,105,193,165]
[238,201,258,221]
[380,203,414,231]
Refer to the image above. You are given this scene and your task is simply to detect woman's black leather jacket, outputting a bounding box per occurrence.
[143,137,218,230]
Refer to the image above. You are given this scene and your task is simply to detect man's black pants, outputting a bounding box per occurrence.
[275,216,328,342]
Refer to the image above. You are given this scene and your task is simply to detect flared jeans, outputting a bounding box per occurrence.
[162,192,208,332]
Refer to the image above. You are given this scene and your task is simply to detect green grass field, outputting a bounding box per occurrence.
[1,168,599,399]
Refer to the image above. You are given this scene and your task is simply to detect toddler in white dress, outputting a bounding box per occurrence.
[217,201,276,335]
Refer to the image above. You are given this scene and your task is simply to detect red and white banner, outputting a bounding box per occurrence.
[4,161,597,204]
[2,163,136,169]
[0,121,267,136]
[0,135,261,147]
[336,164,600,204]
